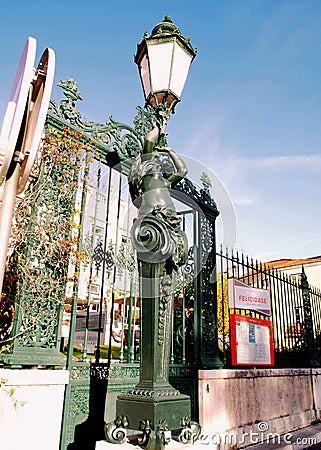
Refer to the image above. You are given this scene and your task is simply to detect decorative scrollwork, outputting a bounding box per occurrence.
[92,240,115,276]
[175,177,219,214]
[179,417,201,444]
[70,364,91,381]
[90,363,110,380]
[126,386,179,398]
[0,127,86,360]
[104,415,128,444]
[49,78,83,125]
[138,420,153,447]
[158,276,173,346]
[199,214,222,364]
[131,207,187,272]
[174,246,195,294]
[116,241,135,275]
[49,78,150,160]
[133,105,157,139]
[200,214,213,269]
[18,294,60,347]
[108,365,140,379]
[131,215,173,264]
[138,419,171,450]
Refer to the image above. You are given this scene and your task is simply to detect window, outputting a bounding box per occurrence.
[290,273,301,285]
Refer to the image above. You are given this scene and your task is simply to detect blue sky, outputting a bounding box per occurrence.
[0,1,321,261]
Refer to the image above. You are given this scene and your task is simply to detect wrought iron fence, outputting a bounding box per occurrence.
[74,241,321,370]
[216,247,321,368]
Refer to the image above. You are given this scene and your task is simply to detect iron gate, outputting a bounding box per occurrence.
[0,78,222,450]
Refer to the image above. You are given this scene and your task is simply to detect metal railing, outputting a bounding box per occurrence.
[217,247,321,367]
[70,245,321,369]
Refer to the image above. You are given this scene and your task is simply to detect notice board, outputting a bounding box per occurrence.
[230,314,274,366]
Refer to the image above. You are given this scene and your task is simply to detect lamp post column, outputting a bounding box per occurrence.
[105,16,200,449]
[114,112,192,439]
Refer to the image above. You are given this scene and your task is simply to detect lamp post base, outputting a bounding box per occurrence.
[116,390,191,432]
[105,391,200,450]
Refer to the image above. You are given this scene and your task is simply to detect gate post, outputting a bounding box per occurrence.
[301,265,320,368]
[198,201,223,369]
[0,124,84,367]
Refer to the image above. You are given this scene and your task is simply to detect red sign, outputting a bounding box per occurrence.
[76,314,105,331]
[228,279,271,316]
[230,314,274,367]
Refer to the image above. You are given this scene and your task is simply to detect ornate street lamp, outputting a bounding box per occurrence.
[135,15,196,113]
[106,16,200,450]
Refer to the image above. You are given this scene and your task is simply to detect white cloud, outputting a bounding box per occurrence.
[205,153,321,207]
[186,117,321,209]
[233,195,257,206]
[255,237,321,261]
[239,154,321,171]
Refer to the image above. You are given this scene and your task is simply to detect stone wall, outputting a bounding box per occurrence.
[198,368,321,448]
[0,369,69,450]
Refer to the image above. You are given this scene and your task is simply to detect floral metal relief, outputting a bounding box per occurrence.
[1,126,86,358]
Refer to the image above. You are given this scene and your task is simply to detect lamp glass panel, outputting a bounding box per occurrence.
[148,42,173,92]
[139,54,151,98]
[170,42,193,98]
